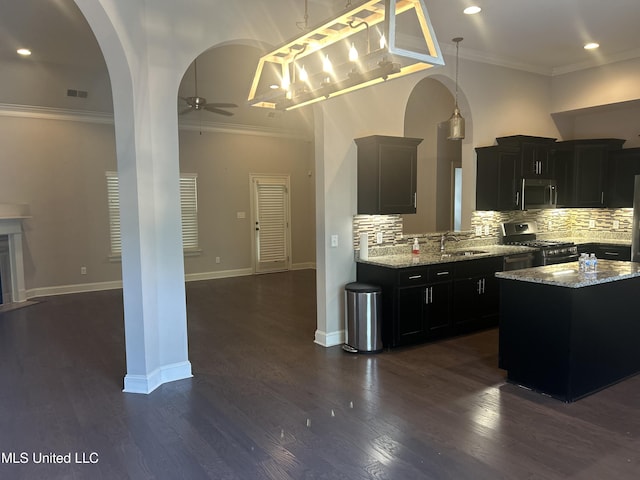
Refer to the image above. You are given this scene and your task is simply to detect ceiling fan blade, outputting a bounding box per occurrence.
[206,103,238,109]
[204,106,234,116]
[179,107,193,115]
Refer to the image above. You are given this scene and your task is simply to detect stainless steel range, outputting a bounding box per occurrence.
[502,221,578,266]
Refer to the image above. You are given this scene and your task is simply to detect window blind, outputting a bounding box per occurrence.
[106,172,198,255]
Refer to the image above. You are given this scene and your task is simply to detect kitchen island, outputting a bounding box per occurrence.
[496,260,640,402]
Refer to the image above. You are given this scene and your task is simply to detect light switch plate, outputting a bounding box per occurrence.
[589,219,596,228]
[330,234,338,247]
[475,226,482,236]
[613,220,620,229]
[376,232,383,244]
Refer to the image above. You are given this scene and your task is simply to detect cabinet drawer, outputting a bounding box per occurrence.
[428,264,454,282]
[397,267,429,286]
[454,256,503,278]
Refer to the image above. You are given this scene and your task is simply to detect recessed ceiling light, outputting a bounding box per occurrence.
[584,42,600,50]
[17,48,32,56]
[464,6,482,15]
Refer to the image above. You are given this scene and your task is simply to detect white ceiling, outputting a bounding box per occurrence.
[2,0,640,75]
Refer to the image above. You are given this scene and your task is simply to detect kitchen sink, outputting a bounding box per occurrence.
[440,250,488,258]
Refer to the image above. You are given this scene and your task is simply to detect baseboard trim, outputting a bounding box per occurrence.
[27,280,124,299]
[292,262,316,270]
[26,266,316,299]
[184,268,253,283]
[123,361,193,395]
[314,328,344,347]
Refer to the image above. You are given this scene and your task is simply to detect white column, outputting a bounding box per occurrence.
[75,0,192,394]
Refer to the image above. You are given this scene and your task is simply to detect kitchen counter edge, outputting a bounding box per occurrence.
[496,259,640,288]
[357,245,536,268]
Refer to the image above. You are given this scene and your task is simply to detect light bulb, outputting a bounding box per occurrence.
[379,34,386,49]
[281,67,291,90]
[299,65,308,82]
[323,55,332,73]
[349,43,358,62]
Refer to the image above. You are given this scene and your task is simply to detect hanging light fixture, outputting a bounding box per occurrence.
[447,37,465,140]
[248,0,444,111]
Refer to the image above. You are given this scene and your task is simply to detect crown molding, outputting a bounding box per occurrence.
[551,48,640,76]
[0,103,114,124]
[0,103,312,140]
[441,41,640,78]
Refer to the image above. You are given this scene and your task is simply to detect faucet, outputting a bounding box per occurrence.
[440,232,459,252]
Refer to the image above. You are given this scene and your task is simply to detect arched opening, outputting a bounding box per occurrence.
[403,76,466,234]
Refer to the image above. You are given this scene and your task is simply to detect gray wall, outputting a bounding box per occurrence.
[0,111,316,296]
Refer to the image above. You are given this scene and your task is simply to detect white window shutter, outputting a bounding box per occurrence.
[106,172,198,255]
[257,183,287,262]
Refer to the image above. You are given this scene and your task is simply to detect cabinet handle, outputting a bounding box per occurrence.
[424,287,430,305]
[482,278,486,294]
[436,271,449,276]
[604,251,619,256]
[477,279,482,294]
[601,191,604,204]
[409,274,422,280]
[429,287,433,304]
[414,192,417,209]
[515,191,520,207]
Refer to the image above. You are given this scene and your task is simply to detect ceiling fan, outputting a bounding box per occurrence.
[179,59,237,116]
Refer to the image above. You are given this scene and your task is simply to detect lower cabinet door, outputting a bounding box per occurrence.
[424,282,452,337]
[453,275,499,332]
[395,286,427,347]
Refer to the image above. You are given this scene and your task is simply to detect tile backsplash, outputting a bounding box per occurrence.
[353,208,633,253]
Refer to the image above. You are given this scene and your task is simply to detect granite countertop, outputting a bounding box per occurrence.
[496,259,640,288]
[358,244,537,268]
[562,237,631,247]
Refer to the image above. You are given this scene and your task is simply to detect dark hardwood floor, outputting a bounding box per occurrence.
[1,269,639,479]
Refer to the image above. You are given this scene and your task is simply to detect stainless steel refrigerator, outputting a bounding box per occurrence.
[632,175,640,261]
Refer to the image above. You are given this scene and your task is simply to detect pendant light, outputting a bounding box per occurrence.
[447,37,465,140]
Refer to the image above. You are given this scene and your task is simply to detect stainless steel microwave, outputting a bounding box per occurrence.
[520,178,557,210]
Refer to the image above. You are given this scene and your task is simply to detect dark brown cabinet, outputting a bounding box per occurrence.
[554,139,625,207]
[607,147,640,207]
[577,243,631,261]
[452,256,502,333]
[357,256,502,348]
[476,135,556,211]
[355,135,422,214]
[497,135,556,178]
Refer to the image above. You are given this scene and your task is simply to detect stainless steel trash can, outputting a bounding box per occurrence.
[343,282,382,353]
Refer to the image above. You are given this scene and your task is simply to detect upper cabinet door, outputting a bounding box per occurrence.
[554,139,625,208]
[355,135,423,214]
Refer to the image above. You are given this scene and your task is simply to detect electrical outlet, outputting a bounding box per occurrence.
[589,219,596,228]
[484,225,490,236]
[475,226,482,236]
[376,232,383,244]
[613,220,620,229]
[215,257,221,264]
[80,266,87,275]
[330,234,338,247]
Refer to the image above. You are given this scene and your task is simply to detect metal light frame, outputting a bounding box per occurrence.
[248,0,444,110]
